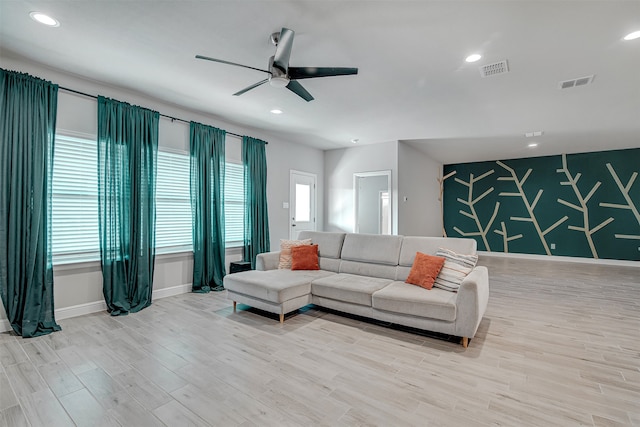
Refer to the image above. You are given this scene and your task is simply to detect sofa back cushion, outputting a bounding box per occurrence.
[298,231,346,259]
[338,233,403,280]
[396,236,477,281]
[341,233,403,265]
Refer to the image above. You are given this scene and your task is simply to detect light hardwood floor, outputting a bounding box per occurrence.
[1,257,639,426]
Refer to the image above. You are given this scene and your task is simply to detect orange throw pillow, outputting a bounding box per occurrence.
[291,244,319,270]
[405,252,446,290]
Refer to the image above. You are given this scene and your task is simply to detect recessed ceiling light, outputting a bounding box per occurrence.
[270,109,283,114]
[350,138,359,144]
[29,12,59,27]
[623,30,640,41]
[465,54,482,63]
[528,143,538,148]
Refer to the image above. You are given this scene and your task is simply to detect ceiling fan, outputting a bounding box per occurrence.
[196,27,358,102]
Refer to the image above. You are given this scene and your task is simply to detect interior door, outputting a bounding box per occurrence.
[290,170,317,239]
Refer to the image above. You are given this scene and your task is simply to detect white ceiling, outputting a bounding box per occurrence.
[1,1,639,164]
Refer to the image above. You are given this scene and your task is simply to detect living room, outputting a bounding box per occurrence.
[1,1,639,426]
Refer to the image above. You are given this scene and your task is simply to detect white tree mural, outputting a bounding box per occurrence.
[437,170,456,237]
[493,221,523,253]
[599,163,640,241]
[556,154,614,258]
[452,170,499,251]
[497,161,568,255]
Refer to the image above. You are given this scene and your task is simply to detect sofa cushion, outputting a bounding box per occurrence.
[372,281,457,322]
[397,237,477,281]
[433,248,478,292]
[398,236,477,267]
[278,238,312,269]
[311,273,393,306]
[298,231,346,259]
[341,233,403,266]
[405,252,445,290]
[224,269,333,303]
[291,244,319,270]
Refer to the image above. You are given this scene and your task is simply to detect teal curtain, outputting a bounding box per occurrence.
[97,96,158,315]
[0,69,61,337]
[242,136,270,268]
[190,122,226,292]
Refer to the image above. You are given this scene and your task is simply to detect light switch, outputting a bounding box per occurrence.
[282,202,289,209]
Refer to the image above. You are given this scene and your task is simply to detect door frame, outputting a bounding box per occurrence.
[353,170,392,234]
[289,170,317,239]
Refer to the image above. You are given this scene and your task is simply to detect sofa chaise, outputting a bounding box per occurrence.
[223,231,489,347]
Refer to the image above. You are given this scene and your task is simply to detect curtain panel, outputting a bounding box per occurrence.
[97,96,158,315]
[0,69,61,337]
[190,122,226,292]
[242,136,270,268]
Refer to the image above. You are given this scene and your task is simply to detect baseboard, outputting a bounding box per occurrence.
[0,283,192,334]
[478,250,639,268]
[55,300,108,321]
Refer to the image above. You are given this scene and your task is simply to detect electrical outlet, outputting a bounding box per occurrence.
[550,243,556,250]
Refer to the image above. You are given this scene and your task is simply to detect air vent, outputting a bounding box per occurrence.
[479,60,509,78]
[559,75,595,89]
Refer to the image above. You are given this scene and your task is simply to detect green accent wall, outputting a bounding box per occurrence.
[443,148,640,261]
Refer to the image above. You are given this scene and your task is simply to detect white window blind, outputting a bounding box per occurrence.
[156,150,192,253]
[225,162,244,247]
[52,137,242,262]
[51,134,100,264]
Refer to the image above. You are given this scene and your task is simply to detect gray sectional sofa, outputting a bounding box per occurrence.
[223,231,489,347]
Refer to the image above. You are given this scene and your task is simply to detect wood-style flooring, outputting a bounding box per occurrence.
[0,257,639,426]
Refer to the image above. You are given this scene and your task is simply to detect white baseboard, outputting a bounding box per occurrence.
[0,283,192,334]
[55,300,108,321]
[478,250,639,268]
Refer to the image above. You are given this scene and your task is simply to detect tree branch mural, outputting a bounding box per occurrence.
[452,170,499,251]
[496,161,568,255]
[599,163,640,240]
[493,221,523,253]
[437,170,456,237]
[556,154,614,258]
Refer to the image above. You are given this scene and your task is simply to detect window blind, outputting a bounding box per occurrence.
[52,137,244,263]
[51,135,100,264]
[225,161,244,247]
[156,150,192,252]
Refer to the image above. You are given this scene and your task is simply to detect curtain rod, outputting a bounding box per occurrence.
[59,85,262,142]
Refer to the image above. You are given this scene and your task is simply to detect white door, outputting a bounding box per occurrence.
[290,170,317,239]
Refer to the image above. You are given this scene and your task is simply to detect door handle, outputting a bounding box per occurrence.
[292,224,296,227]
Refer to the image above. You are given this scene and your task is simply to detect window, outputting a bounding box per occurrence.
[225,162,244,247]
[155,150,192,253]
[52,136,243,263]
[155,153,245,251]
[51,134,100,264]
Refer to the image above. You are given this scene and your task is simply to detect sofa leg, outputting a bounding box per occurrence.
[461,337,469,348]
[279,313,284,324]
[233,301,236,312]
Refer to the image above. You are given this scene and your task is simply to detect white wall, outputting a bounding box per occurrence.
[0,56,324,330]
[324,141,398,234]
[397,141,443,236]
[265,139,324,250]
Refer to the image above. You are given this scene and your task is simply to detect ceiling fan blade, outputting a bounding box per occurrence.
[195,55,271,75]
[273,27,295,73]
[286,80,314,102]
[288,67,358,80]
[233,79,269,96]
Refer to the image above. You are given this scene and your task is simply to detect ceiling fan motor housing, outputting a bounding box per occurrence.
[268,55,290,87]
